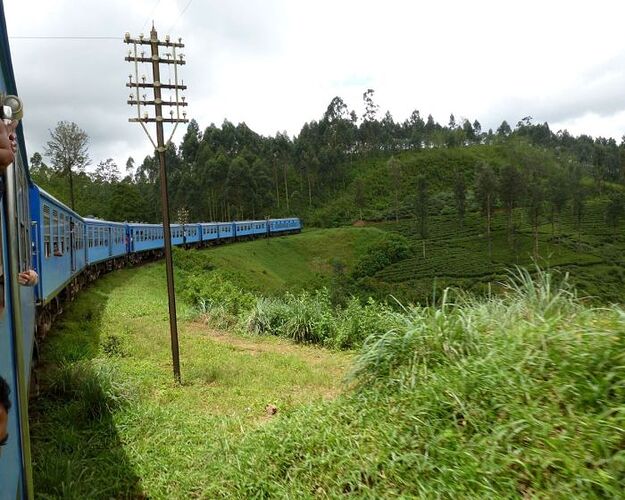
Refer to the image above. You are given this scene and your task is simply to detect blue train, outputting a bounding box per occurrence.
[0,5,301,498]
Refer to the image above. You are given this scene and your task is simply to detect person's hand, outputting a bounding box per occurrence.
[18,270,38,286]
[0,120,17,170]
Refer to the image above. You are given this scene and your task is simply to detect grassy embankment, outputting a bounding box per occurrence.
[31,227,625,497]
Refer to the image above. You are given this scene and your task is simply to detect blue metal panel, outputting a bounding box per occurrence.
[72,218,87,273]
[0,204,24,500]
[184,223,200,244]
[128,223,164,253]
[171,224,184,246]
[85,219,127,265]
[36,192,78,304]
[218,222,234,240]
[269,218,301,234]
[199,223,219,242]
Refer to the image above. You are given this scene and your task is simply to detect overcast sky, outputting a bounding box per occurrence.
[5,0,625,172]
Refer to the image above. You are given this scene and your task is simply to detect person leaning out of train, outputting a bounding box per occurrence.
[0,119,16,170]
[0,121,38,287]
[0,376,11,456]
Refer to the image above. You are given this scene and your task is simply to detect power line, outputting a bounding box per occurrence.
[168,0,194,32]
[9,35,119,40]
[142,0,163,31]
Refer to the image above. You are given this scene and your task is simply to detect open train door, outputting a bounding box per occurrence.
[69,219,76,272]
[0,154,34,500]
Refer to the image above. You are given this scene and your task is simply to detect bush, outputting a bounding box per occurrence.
[331,297,404,349]
[245,289,336,344]
[245,290,407,349]
[173,246,214,273]
[352,233,413,279]
[181,272,256,318]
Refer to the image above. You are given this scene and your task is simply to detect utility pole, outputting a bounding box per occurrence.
[124,25,188,383]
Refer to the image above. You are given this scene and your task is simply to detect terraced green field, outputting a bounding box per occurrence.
[370,199,625,303]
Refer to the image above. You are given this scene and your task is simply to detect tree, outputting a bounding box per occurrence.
[415,175,428,238]
[387,156,402,222]
[473,120,482,140]
[94,158,120,184]
[546,172,569,236]
[605,194,625,238]
[453,173,467,227]
[45,121,90,210]
[361,89,380,151]
[525,176,544,258]
[570,166,585,242]
[498,165,524,247]
[354,178,366,221]
[125,156,135,174]
[475,165,497,258]
[496,120,512,137]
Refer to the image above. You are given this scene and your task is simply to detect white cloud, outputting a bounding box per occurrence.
[4,0,625,170]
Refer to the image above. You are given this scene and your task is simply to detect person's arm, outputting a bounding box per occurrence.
[18,270,38,287]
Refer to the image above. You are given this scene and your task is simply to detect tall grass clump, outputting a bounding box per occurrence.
[201,269,625,497]
[181,272,255,324]
[245,289,336,344]
[44,360,135,421]
[245,290,406,348]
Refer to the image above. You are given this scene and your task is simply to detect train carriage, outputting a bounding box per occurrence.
[269,217,302,234]
[84,218,126,266]
[234,220,267,239]
[128,223,164,253]
[29,185,84,305]
[217,222,234,240]
[184,223,200,245]
[199,222,219,243]
[171,223,184,246]
[0,1,37,490]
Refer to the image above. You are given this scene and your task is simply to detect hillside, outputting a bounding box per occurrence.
[30,254,625,497]
[203,227,388,294]
[296,143,625,305]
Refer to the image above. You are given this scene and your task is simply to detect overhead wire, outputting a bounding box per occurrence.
[9,36,119,40]
[141,0,163,31]
[168,0,194,32]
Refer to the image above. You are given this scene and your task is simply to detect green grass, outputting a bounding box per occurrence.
[31,240,625,497]
[176,270,625,497]
[204,227,388,294]
[31,263,351,498]
[363,199,625,304]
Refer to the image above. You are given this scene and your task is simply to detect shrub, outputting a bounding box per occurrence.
[331,297,404,349]
[172,246,214,273]
[181,272,255,318]
[245,289,336,344]
[352,233,413,279]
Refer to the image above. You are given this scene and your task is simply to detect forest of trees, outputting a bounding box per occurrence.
[30,90,625,227]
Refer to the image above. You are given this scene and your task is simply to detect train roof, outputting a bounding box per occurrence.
[83,217,126,227]
[34,185,85,219]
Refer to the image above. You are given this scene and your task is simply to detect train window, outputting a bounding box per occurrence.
[52,209,60,256]
[60,214,65,254]
[15,165,29,271]
[43,205,51,258]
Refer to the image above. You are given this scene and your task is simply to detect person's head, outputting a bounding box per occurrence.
[0,376,11,451]
[0,120,16,169]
